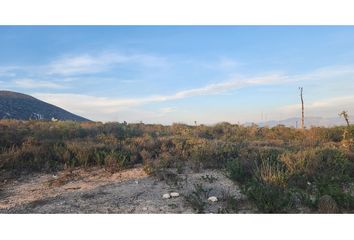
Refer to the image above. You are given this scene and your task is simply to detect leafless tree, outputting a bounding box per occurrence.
[339,110,352,150]
[339,110,350,127]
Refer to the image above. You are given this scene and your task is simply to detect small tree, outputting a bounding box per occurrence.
[339,110,352,150]
[339,110,350,127]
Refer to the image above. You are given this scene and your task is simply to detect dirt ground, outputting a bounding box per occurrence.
[0,166,255,213]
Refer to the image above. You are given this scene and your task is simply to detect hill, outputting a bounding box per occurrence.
[245,116,345,128]
[0,90,89,121]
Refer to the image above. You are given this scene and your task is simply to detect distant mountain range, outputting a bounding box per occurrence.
[0,90,89,121]
[245,116,346,128]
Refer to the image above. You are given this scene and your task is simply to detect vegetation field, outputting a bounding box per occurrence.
[0,119,353,213]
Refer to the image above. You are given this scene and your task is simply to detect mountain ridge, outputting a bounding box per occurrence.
[0,90,89,122]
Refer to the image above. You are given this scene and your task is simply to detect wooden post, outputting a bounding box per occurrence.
[299,87,304,129]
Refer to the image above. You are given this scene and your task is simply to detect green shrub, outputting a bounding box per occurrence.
[190,141,239,169]
[316,180,354,210]
[244,181,293,213]
[254,157,288,187]
[104,149,132,173]
[226,158,252,184]
[314,148,351,182]
[185,184,211,213]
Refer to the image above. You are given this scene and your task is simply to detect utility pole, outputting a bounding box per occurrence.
[299,87,305,129]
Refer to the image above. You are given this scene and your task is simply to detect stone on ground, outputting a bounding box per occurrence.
[208,196,218,202]
[170,192,179,197]
[162,193,171,199]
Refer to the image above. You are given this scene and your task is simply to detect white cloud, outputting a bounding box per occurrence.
[32,73,286,121]
[46,55,103,75]
[0,66,19,77]
[169,74,283,99]
[159,107,177,114]
[15,63,354,123]
[0,52,168,82]
[119,79,141,84]
[199,57,242,71]
[279,95,354,117]
[45,52,167,76]
[215,57,240,70]
[13,78,66,89]
[32,93,179,122]
[299,65,354,79]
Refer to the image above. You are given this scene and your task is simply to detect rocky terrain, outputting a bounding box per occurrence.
[0,166,254,213]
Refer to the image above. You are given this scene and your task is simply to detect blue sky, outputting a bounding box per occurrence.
[1,26,354,124]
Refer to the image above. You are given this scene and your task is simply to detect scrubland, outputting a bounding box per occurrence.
[0,120,353,213]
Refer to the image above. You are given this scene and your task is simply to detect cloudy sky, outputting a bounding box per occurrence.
[0,26,354,124]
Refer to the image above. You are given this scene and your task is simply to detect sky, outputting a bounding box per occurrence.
[0,26,354,124]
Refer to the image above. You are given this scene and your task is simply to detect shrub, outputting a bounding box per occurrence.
[244,181,293,213]
[190,140,239,170]
[314,148,351,182]
[104,150,132,173]
[318,195,338,213]
[254,157,288,187]
[280,148,352,183]
[0,140,61,172]
[316,181,354,210]
[185,184,211,213]
[219,191,239,213]
[226,158,252,184]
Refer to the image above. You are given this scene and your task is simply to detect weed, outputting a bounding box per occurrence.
[220,190,239,213]
[226,158,252,184]
[200,174,218,183]
[244,181,293,213]
[254,157,288,187]
[185,184,212,213]
[318,195,338,213]
[168,203,178,209]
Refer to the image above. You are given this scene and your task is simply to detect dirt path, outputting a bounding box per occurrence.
[0,167,255,213]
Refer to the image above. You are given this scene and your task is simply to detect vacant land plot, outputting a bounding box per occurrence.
[0,120,353,213]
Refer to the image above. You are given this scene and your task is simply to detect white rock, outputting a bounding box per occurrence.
[208,196,218,202]
[142,207,148,211]
[170,192,180,197]
[162,193,171,199]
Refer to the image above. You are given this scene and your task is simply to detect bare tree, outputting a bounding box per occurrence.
[299,87,305,129]
[339,110,352,150]
[339,110,350,127]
